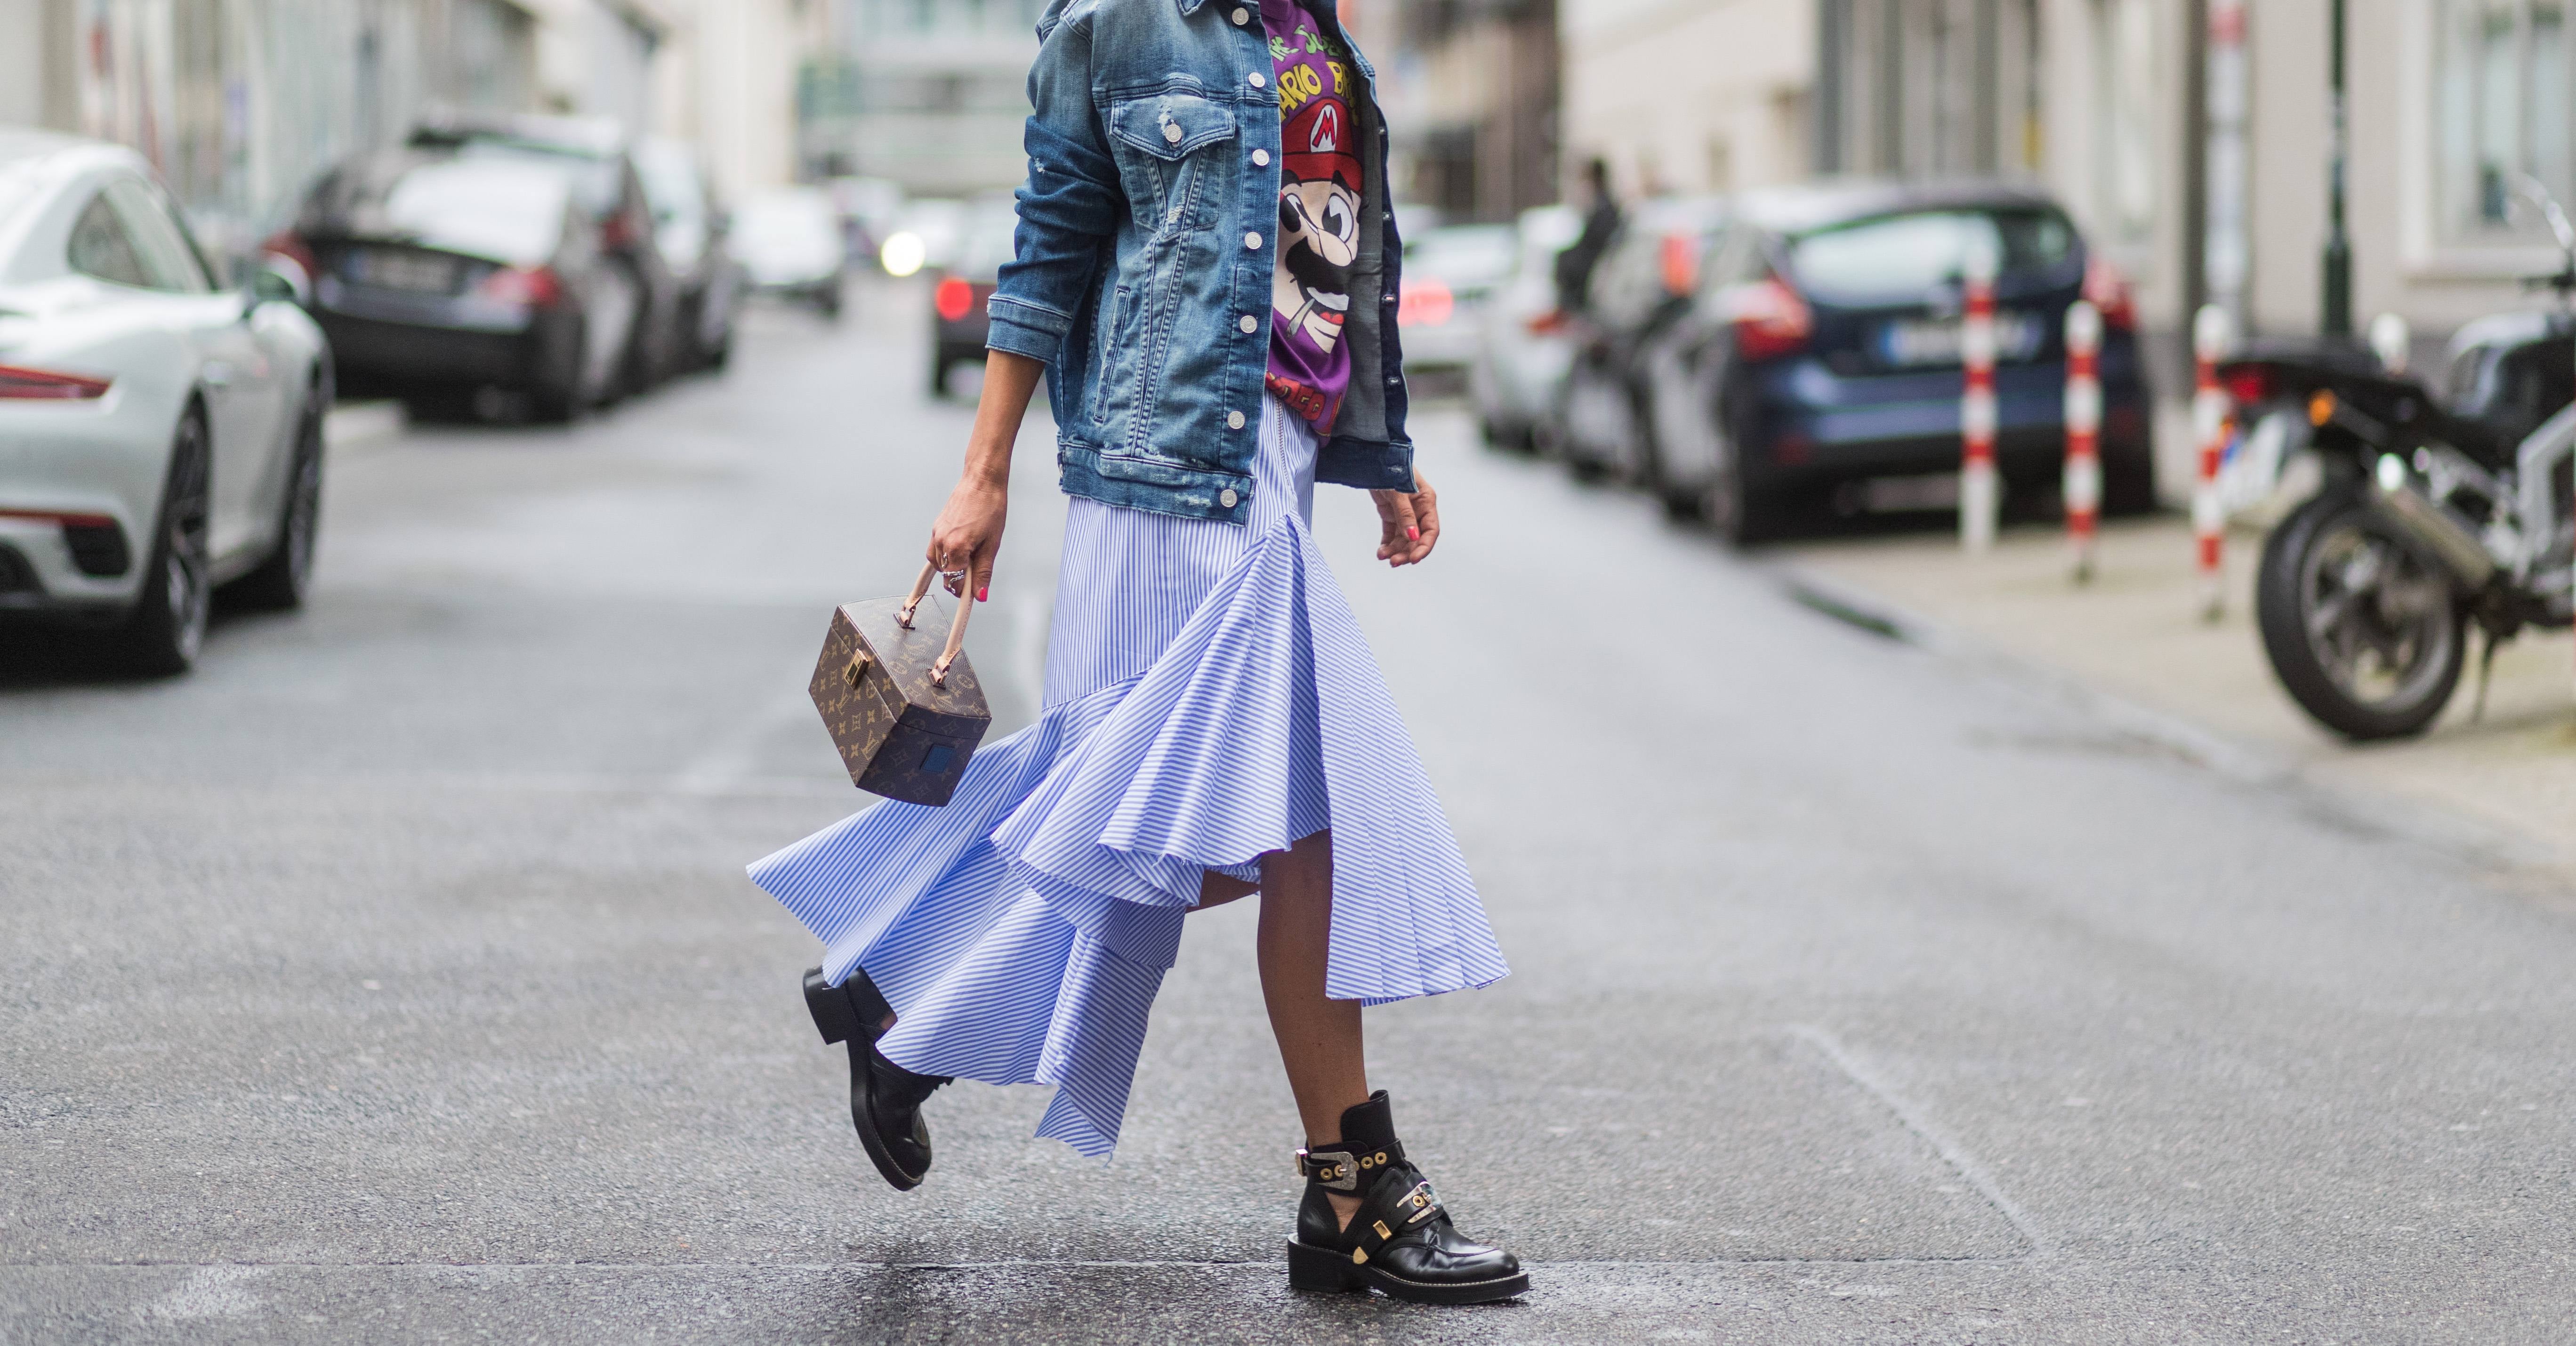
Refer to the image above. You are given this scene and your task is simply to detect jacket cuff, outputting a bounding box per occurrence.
[985,298,1070,363]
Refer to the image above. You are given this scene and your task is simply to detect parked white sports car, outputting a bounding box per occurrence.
[0,129,328,673]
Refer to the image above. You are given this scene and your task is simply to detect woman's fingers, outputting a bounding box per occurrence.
[1408,474,1440,564]
[1373,489,1417,563]
[926,480,1008,599]
[1368,476,1439,567]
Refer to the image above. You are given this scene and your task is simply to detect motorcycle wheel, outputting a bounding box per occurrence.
[2255,487,2467,741]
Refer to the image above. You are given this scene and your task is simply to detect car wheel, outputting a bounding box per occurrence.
[228,386,324,611]
[107,405,213,675]
[1699,421,1781,547]
[531,314,587,424]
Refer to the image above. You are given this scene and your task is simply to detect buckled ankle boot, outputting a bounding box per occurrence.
[1286,1091,1530,1304]
[802,966,950,1191]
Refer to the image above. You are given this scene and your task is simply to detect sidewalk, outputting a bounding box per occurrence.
[1785,512,2576,881]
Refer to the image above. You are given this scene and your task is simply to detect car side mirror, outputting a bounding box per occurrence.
[250,253,312,308]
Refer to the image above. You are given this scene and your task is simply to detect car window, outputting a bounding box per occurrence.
[105,178,213,292]
[315,156,572,266]
[1787,207,2077,302]
[67,191,154,288]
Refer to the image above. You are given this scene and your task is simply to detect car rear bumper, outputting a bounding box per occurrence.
[1401,318,1479,371]
[0,391,176,615]
[1742,355,2152,488]
[314,309,560,388]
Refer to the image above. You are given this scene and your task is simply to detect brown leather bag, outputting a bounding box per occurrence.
[808,563,992,806]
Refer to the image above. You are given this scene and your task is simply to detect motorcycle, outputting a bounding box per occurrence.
[2223,179,2576,741]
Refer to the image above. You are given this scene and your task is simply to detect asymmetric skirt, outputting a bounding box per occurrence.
[749,395,1507,1158]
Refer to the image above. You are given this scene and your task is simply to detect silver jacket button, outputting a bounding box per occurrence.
[1162,121,1183,143]
[1244,232,1262,250]
[1240,314,1258,333]
[1227,410,1247,429]
[1231,5,1249,22]
[1248,72,1265,88]
[1219,488,1240,508]
[1252,148,1270,166]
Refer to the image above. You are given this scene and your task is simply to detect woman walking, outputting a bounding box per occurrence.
[749,0,1525,1305]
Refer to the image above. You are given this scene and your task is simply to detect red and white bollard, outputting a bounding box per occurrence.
[2062,299,2102,583]
[2191,305,2232,621]
[1960,242,2000,552]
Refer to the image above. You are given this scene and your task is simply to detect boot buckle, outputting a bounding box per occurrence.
[1295,1146,1362,1192]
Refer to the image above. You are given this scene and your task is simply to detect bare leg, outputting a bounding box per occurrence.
[1257,829,1368,1230]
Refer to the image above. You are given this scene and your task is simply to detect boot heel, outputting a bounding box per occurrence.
[1287,1240,1366,1293]
[802,967,860,1046]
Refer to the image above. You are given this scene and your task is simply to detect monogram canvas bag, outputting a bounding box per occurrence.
[808,563,991,806]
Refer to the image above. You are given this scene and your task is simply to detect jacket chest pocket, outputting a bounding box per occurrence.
[1106,91,1240,235]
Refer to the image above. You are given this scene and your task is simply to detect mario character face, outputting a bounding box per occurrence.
[1272,97,1361,355]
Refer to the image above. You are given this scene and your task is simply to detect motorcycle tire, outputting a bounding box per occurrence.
[2255,487,2467,742]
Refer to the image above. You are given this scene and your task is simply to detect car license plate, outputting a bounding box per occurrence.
[351,249,458,293]
[1855,473,1962,513]
[1879,313,2043,367]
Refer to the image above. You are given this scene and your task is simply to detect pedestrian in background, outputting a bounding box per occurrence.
[1554,156,1621,314]
[749,0,1528,1307]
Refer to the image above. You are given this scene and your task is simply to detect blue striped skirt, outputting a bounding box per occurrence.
[749,395,1507,1158]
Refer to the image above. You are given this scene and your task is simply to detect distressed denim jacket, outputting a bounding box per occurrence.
[986,0,1413,524]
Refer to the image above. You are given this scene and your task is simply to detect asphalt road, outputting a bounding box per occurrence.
[5,282,2572,1344]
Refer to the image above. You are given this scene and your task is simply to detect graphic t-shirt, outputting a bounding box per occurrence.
[1259,0,1360,433]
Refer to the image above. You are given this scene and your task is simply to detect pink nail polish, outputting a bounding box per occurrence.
[1405,526,1420,541]
[976,586,989,602]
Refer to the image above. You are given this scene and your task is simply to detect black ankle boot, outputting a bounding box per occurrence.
[1285,1091,1529,1304]
[802,966,949,1191]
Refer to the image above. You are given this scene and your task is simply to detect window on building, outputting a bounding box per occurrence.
[2437,0,2573,240]
[2089,0,2157,250]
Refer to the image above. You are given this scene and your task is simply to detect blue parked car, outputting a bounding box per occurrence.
[1583,180,2156,543]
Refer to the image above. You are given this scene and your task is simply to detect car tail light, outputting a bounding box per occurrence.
[934,275,975,322]
[478,265,564,307]
[1397,278,1453,328]
[261,229,318,279]
[2082,254,2137,331]
[0,363,113,400]
[2222,362,2275,406]
[1729,276,1811,362]
[1659,234,1699,296]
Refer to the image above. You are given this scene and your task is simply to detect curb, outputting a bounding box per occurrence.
[1769,558,2569,882]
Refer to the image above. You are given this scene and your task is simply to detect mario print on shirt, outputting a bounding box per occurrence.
[1261,0,1358,432]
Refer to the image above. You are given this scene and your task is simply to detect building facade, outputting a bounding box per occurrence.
[818,0,1045,197]
[0,0,821,261]
[1557,0,1816,202]
[1817,0,2561,347]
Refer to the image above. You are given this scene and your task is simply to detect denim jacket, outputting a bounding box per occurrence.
[986,0,1413,524]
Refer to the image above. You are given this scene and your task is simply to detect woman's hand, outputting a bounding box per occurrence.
[1370,470,1441,567]
[926,351,1047,600]
[927,477,1007,600]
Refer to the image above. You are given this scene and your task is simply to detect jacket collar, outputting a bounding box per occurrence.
[1175,0,1211,14]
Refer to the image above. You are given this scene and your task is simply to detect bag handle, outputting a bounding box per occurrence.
[897,562,974,685]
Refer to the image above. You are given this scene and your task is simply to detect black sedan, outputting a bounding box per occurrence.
[1623,181,2155,543]
[407,113,685,389]
[928,201,1019,398]
[269,147,642,421]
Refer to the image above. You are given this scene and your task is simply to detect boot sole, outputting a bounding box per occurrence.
[1286,1240,1530,1305]
[802,968,926,1192]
